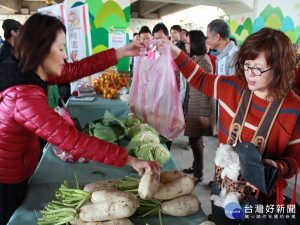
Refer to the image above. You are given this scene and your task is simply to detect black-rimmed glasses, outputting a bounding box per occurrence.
[242,63,272,76]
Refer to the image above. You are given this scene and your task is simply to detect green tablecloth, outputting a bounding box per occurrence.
[8,143,208,225]
[66,94,131,128]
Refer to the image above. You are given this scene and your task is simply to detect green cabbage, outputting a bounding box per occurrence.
[124,114,143,128]
[126,131,160,154]
[134,142,170,166]
[127,124,158,139]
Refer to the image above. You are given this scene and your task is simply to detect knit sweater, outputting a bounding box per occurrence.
[175,50,300,181]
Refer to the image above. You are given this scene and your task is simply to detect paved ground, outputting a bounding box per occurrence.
[170,131,300,217]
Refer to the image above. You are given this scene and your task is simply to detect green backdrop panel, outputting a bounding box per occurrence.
[94,1,125,28]
[92,44,108,54]
[101,14,129,30]
[86,0,103,18]
[91,27,108,49]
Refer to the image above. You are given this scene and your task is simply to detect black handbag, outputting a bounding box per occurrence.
[235,142,279,195]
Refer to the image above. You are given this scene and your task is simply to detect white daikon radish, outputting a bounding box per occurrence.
[161,194,200,217]
[79,198,139,221]
[138,171,160,200]
[154,175,195,200]
[71,218,134,225]
[83,179,119,193]
[91,190,137,204]
[160,170,184,184]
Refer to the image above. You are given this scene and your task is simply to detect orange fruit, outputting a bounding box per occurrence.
[113,93,118,99]
[110,89,116,95]
[107,94,113,99]
[103,88,109,95]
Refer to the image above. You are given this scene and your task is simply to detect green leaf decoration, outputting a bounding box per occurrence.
[265,13,282,30]
[295,3,300,9]
[243,17,253,35]
[260,4,284,22]
[92,44,108,54]
[284,30,296,43]
[94,1,126,28]
[240,29,249,42]
[235,25,244,36]
[229,19,238,34]
[123,6,131,23]
[101,14,129,30]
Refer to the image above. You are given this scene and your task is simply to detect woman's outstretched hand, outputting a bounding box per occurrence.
[156,39,181,59]
[116,41,144,60]
[126,155,162,176]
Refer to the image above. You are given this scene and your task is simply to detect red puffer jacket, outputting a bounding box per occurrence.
[0,49,128,184]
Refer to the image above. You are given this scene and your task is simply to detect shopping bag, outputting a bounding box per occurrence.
[128,40,185,140]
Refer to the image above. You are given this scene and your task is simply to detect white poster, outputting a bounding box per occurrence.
[66,4,92,61]
[109,29,126,50]
[38,3,70,58]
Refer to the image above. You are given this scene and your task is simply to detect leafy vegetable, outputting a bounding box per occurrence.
[126,131,160,154]
[127,124,158,139]
[38,174,90,225]
[124,114,143,128]
[134,142,170,166]
[87,110,126,143]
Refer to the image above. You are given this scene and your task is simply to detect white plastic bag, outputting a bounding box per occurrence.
[128,41,185,140]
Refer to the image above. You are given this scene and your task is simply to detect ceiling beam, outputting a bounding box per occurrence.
[139,1,169,16]
[0,0,20,13]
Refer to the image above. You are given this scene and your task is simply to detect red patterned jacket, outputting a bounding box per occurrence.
[0,49,128,184]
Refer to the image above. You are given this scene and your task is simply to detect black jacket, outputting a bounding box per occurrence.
[0,41,13,62]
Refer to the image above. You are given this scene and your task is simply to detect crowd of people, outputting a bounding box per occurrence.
[0,14,299,225]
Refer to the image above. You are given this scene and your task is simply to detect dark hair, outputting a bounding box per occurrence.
[208,19,230,40]
[235,28,296,101]
[133,32,139,37]
[3,29,18,40]
[187,30,207,56]
[139,26,151,36]
[14,13,66,73]
[152,23,169,36]
[182,29,188,34]
[230,37,238,46]
[170,25,182,33]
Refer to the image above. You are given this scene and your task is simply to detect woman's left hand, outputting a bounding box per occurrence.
[126,155,163,176]
[247,159,279,190]
[262,158,277,168]
[116,41,144,60]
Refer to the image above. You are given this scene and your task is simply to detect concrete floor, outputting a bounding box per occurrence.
[170,131,300,217]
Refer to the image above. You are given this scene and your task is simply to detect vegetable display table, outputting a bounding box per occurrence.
[8,143,208,225]
[66,94,131,128]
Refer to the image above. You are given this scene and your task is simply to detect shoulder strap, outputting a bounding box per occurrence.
[227,89,285,155]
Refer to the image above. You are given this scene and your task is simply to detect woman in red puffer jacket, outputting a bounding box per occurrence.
[0,13,161,225]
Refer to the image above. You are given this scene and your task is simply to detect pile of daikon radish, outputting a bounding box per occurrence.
[71,170,201,225]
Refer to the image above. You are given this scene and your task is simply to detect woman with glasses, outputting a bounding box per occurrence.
[161,28,300,224]
[182,30,216,184]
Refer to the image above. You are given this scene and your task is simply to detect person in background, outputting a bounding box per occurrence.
[0,19,22,62]
[130,33,139,77]
[182,30,216,184]
[132,26,153,75]
[170,25,187,53]
[163,27,300,225]
[206,41,216,75]
[0,36,3,45]
[0,13,161,225]
[181,28,188,44]
[152,23,186,150]
[206,19,238,76]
